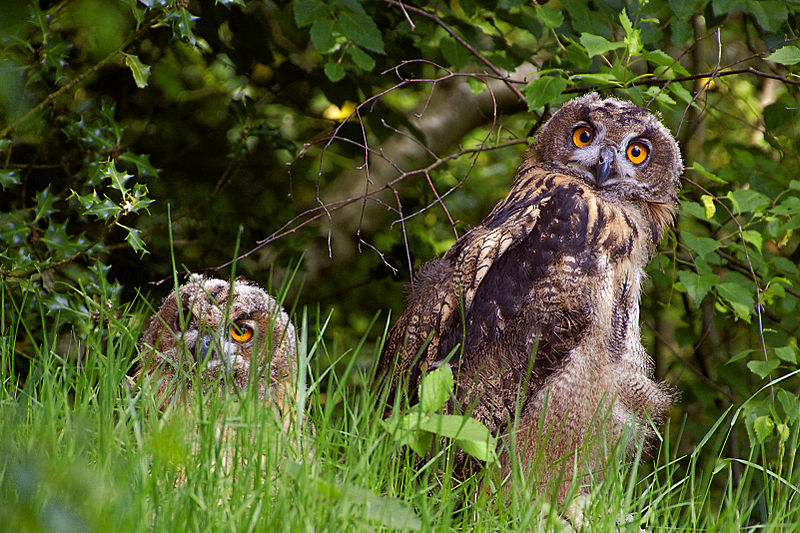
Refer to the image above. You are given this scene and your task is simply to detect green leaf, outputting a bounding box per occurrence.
[765,45,800,65]
[746,359,779,379]
[34,186,58,223]
[579,33,626,57]
[419,364,454,413]
[523,76,567,111]
[729,189,770,214]
[777,389,800,423]
[104,163,132,194]
[323,62,345,82]
[310,18,336,52]
[417,414,498,464]
[718,280,754,322]
[0,170,20,190]
[690,162,727,184]
[740,230,762,251]
[746,0,788,33]
[774,346,797,364]
[293,0,327,27]
[123,53,150,88]
[681,233,720,259]
[678,269,716,305]
[339,12,384,54]
[752,415,774,443]
[120,224,147,254]
[348,45,375,71]
[535,6,563,28]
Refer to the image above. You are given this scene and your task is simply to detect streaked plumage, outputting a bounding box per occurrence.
[135,274,296,415]
[379,93,682,496]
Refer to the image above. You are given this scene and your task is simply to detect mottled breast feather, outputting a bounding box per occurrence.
[379,165,657,434]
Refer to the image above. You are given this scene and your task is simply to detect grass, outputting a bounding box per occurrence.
[1,281,798,532]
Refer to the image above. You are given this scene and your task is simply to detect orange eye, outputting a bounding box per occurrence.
[572,126,594,147]
[230,322,253,342]
[626,141,649,164]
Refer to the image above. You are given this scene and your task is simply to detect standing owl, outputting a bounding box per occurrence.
[379,93,682,498]
[135,274,297,415]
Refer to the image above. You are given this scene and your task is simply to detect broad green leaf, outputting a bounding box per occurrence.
[123,53,150,88]
[740,230,762,251]
[746,0,788,33]
[678,269,716,305]
[718,280,754,322]
[293,0,327,27]
[619,11,641,55]
[417,414,498,463]
[523,76,567,111]
[777,389,800,423]
[579,33,626,57]
[348,45,375,71]
[310,18,336,52]
[700,194,716,219]
[419,364,454,413]
[765,45,800,65]
[681,233,720,259]
[535,6,563,28]
[774,346,797,364]
[752,415,774,443]
[729,189,770,214]
[324,62,345,82]
[746,359,779,379]
[339,12,384,54]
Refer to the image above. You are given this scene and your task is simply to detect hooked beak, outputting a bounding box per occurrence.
[593,146,616,186]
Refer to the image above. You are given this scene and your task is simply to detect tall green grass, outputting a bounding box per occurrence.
[1,280,798,531]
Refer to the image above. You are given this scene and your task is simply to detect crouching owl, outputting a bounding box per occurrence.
[135,274,297,415]
[379,93,682,500]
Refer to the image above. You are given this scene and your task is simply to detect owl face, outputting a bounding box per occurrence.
[533,93,683,208]
[138,275,296,406]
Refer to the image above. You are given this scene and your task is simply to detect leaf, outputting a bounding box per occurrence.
[579,33,626,57]
[729,189,770,214]
[700,194,716,219]
[752,415,774,443]
[323,62,345,82]
[774,346,797,364]
[718,280,754,322]
[777,389,800,423]
[120,224,147,255]
[347,45,375,71]
[681,232,720,259]
[765,45,800,65]
[292,0,327,27]
[0,170,20,190]
[523,76,567,111]
[678,269,716,305]
[419,364,454,413]
[740,230,762,251]
[339,12,384,54]
[690,161,727,183]
[123,53,150,88]
[310,18,336,52]
[535,5,563,28]
[417,414,498,464]
[746,359,779,379]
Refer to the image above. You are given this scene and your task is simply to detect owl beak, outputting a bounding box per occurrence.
[195,333,212,362]
[594,146,616,186]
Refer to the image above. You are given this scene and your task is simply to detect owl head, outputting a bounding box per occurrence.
[530,92,683,239]
[136,274,297,410]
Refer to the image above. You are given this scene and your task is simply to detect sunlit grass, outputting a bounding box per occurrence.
[1,280,798,531]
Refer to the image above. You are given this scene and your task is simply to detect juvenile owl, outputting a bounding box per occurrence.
[136,274,297,415]
[379,93,682,499]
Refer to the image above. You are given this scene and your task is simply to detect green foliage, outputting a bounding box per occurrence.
[383,363,498,464]
[1,0,800,528]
